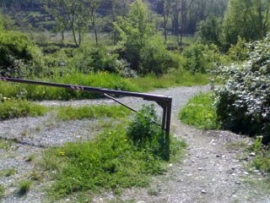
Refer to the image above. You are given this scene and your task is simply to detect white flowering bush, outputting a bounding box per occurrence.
[215,35,270,143]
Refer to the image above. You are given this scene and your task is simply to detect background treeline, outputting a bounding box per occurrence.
[0,0,228,37]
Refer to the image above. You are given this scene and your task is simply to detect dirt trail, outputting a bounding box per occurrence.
[0,85,270,203]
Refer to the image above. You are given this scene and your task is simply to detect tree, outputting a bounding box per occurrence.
[196,16,222,46]
[44,0,101,47]
[114,0,175,75]
[85,0,100,45]
[159,0,172,42]
[222,0,270,49]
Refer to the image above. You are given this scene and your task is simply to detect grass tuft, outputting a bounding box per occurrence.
[17,180,32,196]
[0,99,48,120]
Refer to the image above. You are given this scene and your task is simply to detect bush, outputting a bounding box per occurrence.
[126,105,168,159]
[196,16,222,47]
[72,45,120,74]
[215,35,270,143]
[182,43,221,74]
[0,30,40,77]
[227,36,249,62]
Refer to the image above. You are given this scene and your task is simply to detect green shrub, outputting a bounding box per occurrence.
[196,16,222,47]
[182,43,221,74]
[179,93,219,130]
[227,36,249,62]
[72,45,120,74]
[126,105,168,159]
[215,35,270,143]
[0,30,41,77]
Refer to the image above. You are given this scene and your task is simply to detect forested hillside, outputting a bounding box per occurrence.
[0,0,228,35]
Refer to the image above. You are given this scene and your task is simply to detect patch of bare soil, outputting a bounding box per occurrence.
[0,85,270,203]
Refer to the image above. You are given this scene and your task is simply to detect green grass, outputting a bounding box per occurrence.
[39,106,186,201]
[0,169,16,177]
[17,180,32,196]
[0,99,48,120]
[0,69,209,101]
[44,127,186,200]
[179,93,220,130]
[0,72,140,101]
[55,105,131,120]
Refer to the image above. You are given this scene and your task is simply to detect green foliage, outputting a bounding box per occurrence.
[251,136,270,173]
[42,106,185,200]
[56,105,131,120]
[214,35,270,143]
[114,0,175,76]
[179,93,220,130]
[17,180,32,196]
[0,72,139,100]
[46,129,164,199]
[196,16,222,46]
[182,43,221,74]
[227,36,249,61]
[0,30,41,77]
[126,105,168,159]
[71,45,121,74]
[0,98,48,120]
[222,0,270,50]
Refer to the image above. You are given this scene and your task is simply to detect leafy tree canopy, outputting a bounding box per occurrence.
[222,0,270,50]
[114,0,175,75]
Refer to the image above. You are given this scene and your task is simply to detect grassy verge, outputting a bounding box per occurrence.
[0,70,209,101]
[38,106,186,201]
[179,92,220,130]
[0,72,139,100]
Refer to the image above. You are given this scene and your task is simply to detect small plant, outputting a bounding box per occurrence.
[182,43,221,74]
[0,184,4,199]
[252,136,264,154]
[126,105,168,159]
[17,180,32,196]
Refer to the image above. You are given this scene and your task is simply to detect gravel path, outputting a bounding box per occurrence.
[0,85,270,203]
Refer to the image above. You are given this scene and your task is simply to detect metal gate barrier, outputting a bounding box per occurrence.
[0,77,172,160]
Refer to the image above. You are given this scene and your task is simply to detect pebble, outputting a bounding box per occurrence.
[249,152,256,156]
[201,190,207,194]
